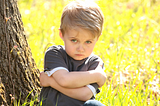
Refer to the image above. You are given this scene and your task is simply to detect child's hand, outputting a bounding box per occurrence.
[39,72,51,87]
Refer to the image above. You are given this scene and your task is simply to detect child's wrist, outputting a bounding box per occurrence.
[48,77,53,86]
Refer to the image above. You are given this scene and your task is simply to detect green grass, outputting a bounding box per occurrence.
[18,0,160,105]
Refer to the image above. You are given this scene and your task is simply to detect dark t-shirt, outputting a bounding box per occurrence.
[40,45,104,106]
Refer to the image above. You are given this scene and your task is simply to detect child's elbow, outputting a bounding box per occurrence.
[57,75,70,87]
[81,90,93,101]
[80,94,93,101]
[83,95,92,101]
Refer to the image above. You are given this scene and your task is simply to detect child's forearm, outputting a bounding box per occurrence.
[50,79,93,101]
[40,72,93,101]
[52,69,106,88]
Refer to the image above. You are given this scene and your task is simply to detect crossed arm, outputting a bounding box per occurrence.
[40,72,93,101]
[40,69,106,101]
[52,69,106,88]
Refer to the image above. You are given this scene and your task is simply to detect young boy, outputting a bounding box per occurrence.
[40,0,106,106]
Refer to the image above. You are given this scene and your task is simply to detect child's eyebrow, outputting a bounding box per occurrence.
[69,37,94,40]
[86,39,94,41]
[69,37,77,39]
[68,34,78,38]
[68,35,96,41]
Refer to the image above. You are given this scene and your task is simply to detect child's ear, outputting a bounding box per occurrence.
[59,29,64,41]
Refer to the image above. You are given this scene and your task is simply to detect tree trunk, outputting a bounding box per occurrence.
[0,0,41,105]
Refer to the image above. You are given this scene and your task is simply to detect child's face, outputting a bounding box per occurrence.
[59,28,99,60]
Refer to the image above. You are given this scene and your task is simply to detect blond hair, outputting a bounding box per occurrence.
[60,0,104,37]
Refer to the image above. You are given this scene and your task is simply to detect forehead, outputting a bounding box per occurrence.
[65,28,95,39]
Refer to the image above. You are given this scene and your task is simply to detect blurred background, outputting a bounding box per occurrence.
[18,0,160,105]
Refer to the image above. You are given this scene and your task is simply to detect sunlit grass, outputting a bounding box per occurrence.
[18,0,160,105]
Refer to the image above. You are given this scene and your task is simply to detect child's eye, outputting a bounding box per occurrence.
[86,41,92,44]
[71,39,77,43]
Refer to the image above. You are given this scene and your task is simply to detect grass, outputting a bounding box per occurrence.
[17,0,160,105]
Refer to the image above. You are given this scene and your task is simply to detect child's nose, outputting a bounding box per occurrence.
[77,44,84,52]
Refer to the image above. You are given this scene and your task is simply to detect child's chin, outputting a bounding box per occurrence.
[73,57,85,60]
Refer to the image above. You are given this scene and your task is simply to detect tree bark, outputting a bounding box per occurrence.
[0,0,41,105]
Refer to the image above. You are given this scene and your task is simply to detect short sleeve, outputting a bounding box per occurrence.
[87,55,105,97]
[88,55,105,71]
[44,46,69,76]
[86,83,99,98]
